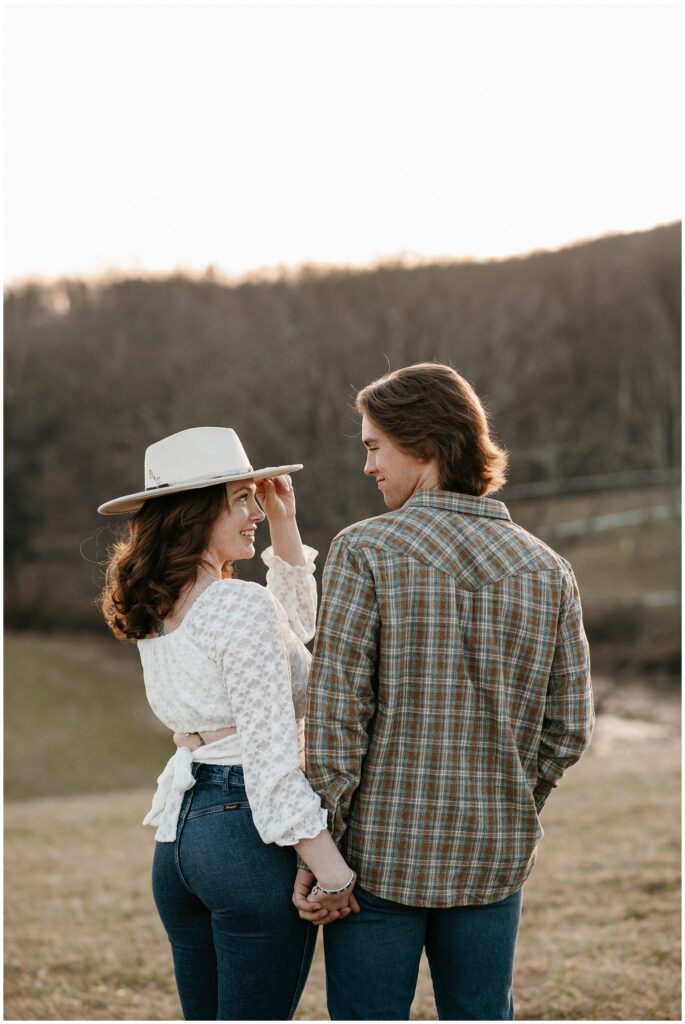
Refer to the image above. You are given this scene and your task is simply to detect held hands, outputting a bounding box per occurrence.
[292,869,361,926]
[256,475,296,523]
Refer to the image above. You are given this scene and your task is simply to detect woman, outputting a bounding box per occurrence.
[98,426,358,1021]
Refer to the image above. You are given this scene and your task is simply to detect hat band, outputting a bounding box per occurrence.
[145,467,254,492]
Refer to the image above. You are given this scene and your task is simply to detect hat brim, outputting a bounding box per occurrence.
[98,464,303,515]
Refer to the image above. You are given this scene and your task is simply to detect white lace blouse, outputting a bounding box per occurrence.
[138,545,328,846]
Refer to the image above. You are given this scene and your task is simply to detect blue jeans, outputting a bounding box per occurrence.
[151,764,316,1021]
[323,884,522,1020]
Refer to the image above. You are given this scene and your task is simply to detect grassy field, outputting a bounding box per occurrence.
[4,483,680,794]
[4,632,170,800]
[4,633,681,1020]
[4,724,680,1021]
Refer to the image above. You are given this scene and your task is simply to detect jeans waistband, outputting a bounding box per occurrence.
[193,763,245,785]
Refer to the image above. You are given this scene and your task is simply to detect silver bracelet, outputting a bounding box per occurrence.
[310,872,355,896]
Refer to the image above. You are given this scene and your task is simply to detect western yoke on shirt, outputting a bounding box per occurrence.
[304,490,594,907]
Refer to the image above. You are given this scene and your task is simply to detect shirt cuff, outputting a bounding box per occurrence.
[261,544,318,575]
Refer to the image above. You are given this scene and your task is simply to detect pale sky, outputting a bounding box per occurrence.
[3,2,681,284]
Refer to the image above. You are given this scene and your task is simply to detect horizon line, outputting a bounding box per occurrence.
[4,220,680,292]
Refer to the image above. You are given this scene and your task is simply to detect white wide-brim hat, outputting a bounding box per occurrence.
[98,426,303,515]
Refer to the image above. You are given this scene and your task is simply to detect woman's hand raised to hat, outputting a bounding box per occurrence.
[258,475,307,567]
[256,475,296,523]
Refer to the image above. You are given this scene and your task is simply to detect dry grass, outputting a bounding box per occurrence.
[5,718,680,1021]
[4,631,680,1019]
[4,633,170,801]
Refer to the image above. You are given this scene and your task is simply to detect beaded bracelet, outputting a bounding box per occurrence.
[310,872,356,897]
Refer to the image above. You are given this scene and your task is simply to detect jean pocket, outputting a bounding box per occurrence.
[186,797,250,821]
[186,778,250,820]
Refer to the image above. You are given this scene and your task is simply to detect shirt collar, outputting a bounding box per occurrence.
[404,489,511,522]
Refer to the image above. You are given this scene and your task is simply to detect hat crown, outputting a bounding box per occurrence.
[144,427,252,490]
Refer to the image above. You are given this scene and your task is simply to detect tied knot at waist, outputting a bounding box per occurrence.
[142,746,196,842]
[143,735,242,842]
[171,747,196,792]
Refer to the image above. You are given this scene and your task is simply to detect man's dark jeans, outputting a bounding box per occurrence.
[323,883,522,1020]
[152,764,316,1021]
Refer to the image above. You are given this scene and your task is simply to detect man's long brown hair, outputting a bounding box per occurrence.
[100,483,233,641]
[356,362,508,496]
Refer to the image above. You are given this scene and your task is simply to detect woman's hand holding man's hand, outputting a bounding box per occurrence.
[292,869,361,926]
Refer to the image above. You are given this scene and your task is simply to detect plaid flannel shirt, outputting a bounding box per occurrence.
[304,490,593,907]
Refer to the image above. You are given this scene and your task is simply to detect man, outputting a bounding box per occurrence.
[294,362,593,1020]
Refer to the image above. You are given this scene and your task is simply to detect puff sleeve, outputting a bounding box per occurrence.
[261,544,318,643]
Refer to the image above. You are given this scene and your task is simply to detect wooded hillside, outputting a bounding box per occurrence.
[4,223,680,636]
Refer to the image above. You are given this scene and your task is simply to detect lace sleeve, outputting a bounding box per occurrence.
[212,582,328,846]
[261,544,318,643]
[287,636,311,722]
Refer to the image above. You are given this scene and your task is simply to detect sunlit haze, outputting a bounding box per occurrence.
[4,3,681,284]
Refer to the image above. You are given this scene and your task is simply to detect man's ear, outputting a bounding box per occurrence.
[416,445,434,463]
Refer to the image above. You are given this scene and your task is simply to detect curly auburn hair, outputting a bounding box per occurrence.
[99,483,233,641]
[356,362,508,496]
